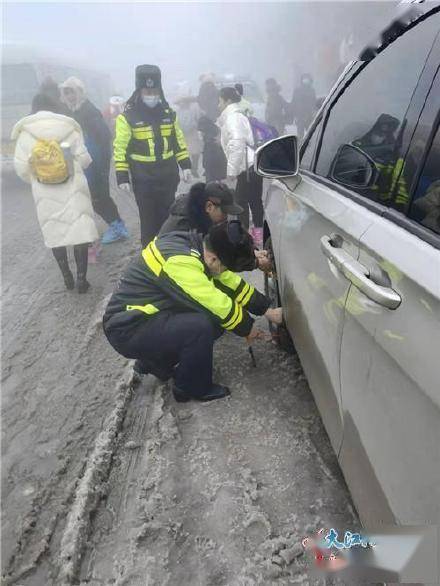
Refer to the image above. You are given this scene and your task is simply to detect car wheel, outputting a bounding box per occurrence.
[264,236,296,354]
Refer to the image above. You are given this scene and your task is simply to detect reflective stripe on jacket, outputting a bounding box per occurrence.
[103,231,269,337]
[114,105,191,184]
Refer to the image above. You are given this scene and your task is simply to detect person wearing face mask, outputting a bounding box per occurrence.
[103,221,282,402]
[114,65,193,247]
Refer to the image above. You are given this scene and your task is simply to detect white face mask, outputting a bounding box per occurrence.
[142,95,160,108]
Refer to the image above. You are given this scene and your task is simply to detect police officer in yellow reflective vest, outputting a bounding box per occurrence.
[103,221,283,402]
[114,65,193,246]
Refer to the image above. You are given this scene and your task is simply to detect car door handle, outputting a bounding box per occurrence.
[320,235,402,310]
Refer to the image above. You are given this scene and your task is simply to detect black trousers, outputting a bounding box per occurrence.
[235,168,264,229]
[86,158,121,225]
[132,175,179,247]
[52,243,88,277]
[104,311,223,396]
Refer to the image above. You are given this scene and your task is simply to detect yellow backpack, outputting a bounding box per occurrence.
[30,139,69,184]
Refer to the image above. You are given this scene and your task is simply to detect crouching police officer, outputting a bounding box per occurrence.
[103,222,282,402]
[114,64,193,247]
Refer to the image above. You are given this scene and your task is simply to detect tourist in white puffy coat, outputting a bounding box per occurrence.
[12,94,98,293]
[217,86,264,245]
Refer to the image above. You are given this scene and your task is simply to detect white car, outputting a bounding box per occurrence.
[256,3,440,527]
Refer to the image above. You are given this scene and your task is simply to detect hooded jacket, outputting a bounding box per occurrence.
[217,103,254,177]
[103,231,270,337]
[12,111,98,248]
[61,77,112,167]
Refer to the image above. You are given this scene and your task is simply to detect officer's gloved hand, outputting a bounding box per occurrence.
[182,169,193,183]
[119,183,131,192]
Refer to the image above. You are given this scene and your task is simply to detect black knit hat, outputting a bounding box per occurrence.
[205,221,256,272]
[135,64,162,91]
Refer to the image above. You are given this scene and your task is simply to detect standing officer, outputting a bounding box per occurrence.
[103,221,283,402]
[114,65,193,247]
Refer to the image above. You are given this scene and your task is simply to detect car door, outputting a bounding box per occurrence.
[271,169,373,455]
[339,58,440,526]
[267,11,440,460]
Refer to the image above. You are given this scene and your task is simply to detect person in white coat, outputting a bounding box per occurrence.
[217,87,264,246]
[12,94,98,293]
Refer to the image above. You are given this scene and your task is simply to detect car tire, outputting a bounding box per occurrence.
[264,236,296,354]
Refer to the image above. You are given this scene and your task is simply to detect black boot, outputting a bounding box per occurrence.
[77,276,90,294]
[74,244,90,294]
[173,383,231,403]
[63,270,75,290]
[52,247,74,290]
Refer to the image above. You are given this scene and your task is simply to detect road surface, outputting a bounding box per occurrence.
[1,174,358,585]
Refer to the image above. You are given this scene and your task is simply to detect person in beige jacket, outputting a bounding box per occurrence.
[12,94,98,293]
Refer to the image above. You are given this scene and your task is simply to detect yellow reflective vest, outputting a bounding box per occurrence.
[114,103,191,184]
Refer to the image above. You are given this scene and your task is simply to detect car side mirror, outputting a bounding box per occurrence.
[255,135,299,179]
[330,144,377,189]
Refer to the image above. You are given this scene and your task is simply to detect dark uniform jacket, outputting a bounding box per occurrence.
[72,100,112,165]
[114,101,191,186]
[103,231,270,338]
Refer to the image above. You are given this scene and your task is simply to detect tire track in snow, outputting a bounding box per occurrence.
[57,365,135,584]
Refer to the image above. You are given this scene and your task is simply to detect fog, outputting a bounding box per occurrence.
[3,1,396,102]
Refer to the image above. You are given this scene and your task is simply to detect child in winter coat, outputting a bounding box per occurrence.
[12,94,98,293]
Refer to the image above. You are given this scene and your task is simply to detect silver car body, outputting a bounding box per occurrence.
[262,8,440,525]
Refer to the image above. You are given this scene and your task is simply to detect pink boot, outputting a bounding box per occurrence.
[88,242,99,264]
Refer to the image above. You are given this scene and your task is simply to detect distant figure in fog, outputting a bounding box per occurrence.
[174,83,202,177]
[264,78,290,135]
[198,115,227,182]
[103,95,126,136]
[198,73,220,122]
[234,83,253,117]
[60,77,129,245]
[291,74,317,139]
[11,94,98,293]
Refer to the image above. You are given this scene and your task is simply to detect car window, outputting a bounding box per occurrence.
[315,13,440,209]
[409,125,440,235]
[300,118,322,170]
